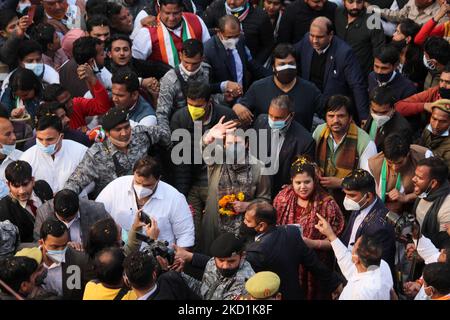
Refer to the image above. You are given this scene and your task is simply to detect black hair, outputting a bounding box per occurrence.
[443,63,450,74]
[246,200,277,227]
[423,262,450,296]
[0,256,38,293]
[218,15,240,33]
[39,217,68,240]
[43,84,68,102]
[290,155,317,180]
[159,0,184,8]
[73,36,101,65]
[18,40,43,62]
[182,39,203,58]
[374,45,399,65]
[53,189,80,218]
[10,68,42,98]
[342,169,376,194]
[29,23,56,52]
[86,0,109,17]
[0,104,9,119]
[187,81,211,101]
[123,250,156,290]
[272,43,295,62]
[383,132,411,161]
[356,234,382,268]
[93,247,125,286]
[107,33,132,51]
[270,95,294,112]
[417,157,449,185]
[398,19,420,38]
[35,114,63,133]
[133,156,162,180]
[0,10,17,31]
[37,102,67,119]
[5,160,32,186]
[86,14,110,33]
[325,95,353,115]
[85,218,119,259]
[111,68,139,93]
[106,2,123,17]
[370,86,396,106]
[424,37,450,66]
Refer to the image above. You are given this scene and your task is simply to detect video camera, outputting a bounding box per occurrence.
[385,211,421,245]
[135,233,175,265]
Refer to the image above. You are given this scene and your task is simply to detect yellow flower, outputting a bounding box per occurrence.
[237,192,245,201]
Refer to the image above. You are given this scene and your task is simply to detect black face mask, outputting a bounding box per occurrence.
[439,87,450,99]
[276,69,297,84]
[375,71,394,83]
[239,223,258,238]
[217,266,240,278]
[391,39,407,51]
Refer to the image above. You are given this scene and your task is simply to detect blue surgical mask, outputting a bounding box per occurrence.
[24,62,44,77]
[121,228,128,245]
[46,247,67,264]
[268,118,286,130]
[36,135,61,155]
[0,143,16,156]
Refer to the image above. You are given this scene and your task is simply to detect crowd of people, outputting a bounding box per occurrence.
[0,0,449,301]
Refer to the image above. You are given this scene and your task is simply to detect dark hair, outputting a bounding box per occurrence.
[86,0,109,17]
[424,37,450,65]
[43,84,68,102]
[85,218,119,259]
[86,14,110,33]
[423,262,450,295]
[342,169,376,194]
[443,63,450,75]
[374,45,399,65]
[187,81,211,101]
[111,69,139,92]
[10,68,42,98]
[123,250,156,290]
[5,160,32,185]
[0,10,17,31]
[37,101,66,119]
[417,156,449,185]
[133,156,162,179]
[0,256,38,292]
[398,19,420,38]
[73,36,101,65]
[53,189,79,218]
[356,234,382,268]
[290,156,317,180]
[18,40,43,61]
[383,132,411,161]
[106,2,123,18]
[272,43,295,62]
[159,0,184,8]
[93,247,125,286]
[107,34,132,51]
[182,39,203,58]
[370,86,396,107]
[35,114,63,133]
[40,217,68,240]
[246,200,277,226]
[270,95,294,112]
[218,15,240,33]
[0,104,9,119]
[29,23,56,52]
[325,95,353,115]
[441,242,450,264]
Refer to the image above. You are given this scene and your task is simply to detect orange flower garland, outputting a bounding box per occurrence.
[218,192,245,216]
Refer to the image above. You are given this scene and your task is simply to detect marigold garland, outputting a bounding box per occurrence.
[218,192,245,216]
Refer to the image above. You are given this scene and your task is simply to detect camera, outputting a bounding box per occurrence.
[385,211,421,244]
[139,211,152,226]
[135,233,175,265]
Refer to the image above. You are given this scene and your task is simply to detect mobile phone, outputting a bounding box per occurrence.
[139,212,152,226]
[27,5,36,25]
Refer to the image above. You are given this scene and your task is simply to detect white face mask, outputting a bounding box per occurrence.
[133,183,154,199]
[423,55,436,71]
[371,113,391,128]
[418,182,433,199]
[180,63,201,78]
[221,37,239,50]
[343,194,367,211]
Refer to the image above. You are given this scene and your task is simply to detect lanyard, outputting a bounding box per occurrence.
[380,159,401,202]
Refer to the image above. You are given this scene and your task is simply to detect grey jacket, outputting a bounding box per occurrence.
[34,199,110,246]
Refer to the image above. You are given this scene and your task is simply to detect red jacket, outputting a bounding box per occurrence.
[395,85,440,117]
[69,80,111,130]
[414,18,446,47]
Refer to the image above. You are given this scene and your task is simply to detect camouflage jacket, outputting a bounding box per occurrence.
[64,124,170,197]
[182,258,255,300]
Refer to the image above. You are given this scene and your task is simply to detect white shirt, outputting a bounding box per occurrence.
[220,47,244,91]
[95,175,195,247]
[414,235,440,264]
[20,139,87,193]
[18,192,42,217]
[426,124,449,137]
[331,238,392,300]
[41,252,66,297]
[137,284,158,300]
[57,211,82,244]
[0,149,23,198]
[132,17,211,60]
[348,199,378,249]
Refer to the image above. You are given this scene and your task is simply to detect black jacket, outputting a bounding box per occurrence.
[334,9,386,78]
[277,0,337,44]
[170,102,237,196]
[245,225,342,300]
[62,247,90,300]
[146,271,201,300]
[0,196,35,243]
[253,114,315,198]
[201,0,274,64]
[362,111,412,152]
[204,35,270,93]
[368,72,417,102]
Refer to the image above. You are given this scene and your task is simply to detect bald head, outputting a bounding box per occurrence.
[0,116,16,155]
[309,17,333,52]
